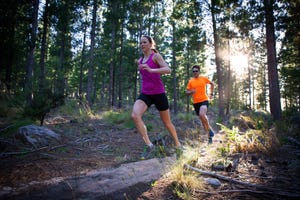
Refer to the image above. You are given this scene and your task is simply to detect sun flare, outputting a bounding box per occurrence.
[230,54,248,77]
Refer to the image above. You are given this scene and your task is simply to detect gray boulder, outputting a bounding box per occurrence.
[17,125,61,148]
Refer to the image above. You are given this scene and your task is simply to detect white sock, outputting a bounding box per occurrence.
[147,143,154,147]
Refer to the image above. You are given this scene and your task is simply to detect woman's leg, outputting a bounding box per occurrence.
[159,109,181,147]
[131,100,152,145]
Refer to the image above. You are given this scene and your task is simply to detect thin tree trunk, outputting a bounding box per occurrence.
[79,17,87,104]
[118,14,125,109]
[39,0,49,96]
[25,0,39,105]
[171,21,178,114]
[87,0,97,107]
[210,0,225,118]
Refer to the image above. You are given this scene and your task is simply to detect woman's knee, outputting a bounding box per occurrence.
[131,112,138,120]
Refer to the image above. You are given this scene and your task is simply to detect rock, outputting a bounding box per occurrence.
[17,125,61,148]
[204,178,221,188]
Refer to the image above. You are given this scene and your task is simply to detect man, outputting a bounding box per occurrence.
[186,65,215,144]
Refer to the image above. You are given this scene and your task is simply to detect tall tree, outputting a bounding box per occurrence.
[0,0,19,93]
[38,0,49,96]
[264,0,282,120]
[278,0,300,110]
[87,0,98,107]
[210,0,225,117]
[25,0,39,105]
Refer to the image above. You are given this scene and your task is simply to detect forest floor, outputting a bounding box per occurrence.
[0,108,299,200]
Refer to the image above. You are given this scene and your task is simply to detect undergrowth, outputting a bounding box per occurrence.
[168,111,284,199]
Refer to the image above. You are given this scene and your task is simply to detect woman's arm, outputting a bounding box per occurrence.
[151,53,171,74]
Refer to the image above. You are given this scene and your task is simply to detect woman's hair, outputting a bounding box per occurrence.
[141,35,158,53]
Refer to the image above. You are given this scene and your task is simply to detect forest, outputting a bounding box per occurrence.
[0,0,300,199]
[0,0,299,119]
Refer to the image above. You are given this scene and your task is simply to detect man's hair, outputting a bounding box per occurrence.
[192,65,200,70]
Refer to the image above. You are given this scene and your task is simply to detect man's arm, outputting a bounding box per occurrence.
[209,82,214,99]
[186,89,195,95]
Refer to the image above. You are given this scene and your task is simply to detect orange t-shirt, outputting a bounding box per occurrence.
[186,76,211,104]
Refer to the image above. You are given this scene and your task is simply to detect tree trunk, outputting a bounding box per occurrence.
[25,0,39,105]
[0,1,18,94]
[39,0,49,96]
[118,13,125,109]
[264,0,282,120]
[171,21,178,114]
[79,15,87,104]
[211,0,225,118]
[87,0,97,107]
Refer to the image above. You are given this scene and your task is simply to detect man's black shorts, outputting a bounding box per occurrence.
[193,100,209,115]
[138,93,169,111]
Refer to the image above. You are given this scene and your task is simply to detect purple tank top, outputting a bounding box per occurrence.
[139,53,165,94]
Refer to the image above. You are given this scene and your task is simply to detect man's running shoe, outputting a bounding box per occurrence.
[209,129,215,138]
[208,137,213,144]
[140,145,156,160]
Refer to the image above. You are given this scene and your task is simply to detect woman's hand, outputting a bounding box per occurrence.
[138,64,152,72]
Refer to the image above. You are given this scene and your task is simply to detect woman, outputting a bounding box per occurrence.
[131,35,181,159]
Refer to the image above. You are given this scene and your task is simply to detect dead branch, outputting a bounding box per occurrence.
[0,144,66,157]
[184,164,260,187]
[184,164,300,198]
[0,124,14,133]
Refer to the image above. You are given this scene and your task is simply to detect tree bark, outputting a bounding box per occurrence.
[171,21,178,114]
[39,0,49,96]
[87,0,98,107]
[264,0,282,120]
[25,0,39,105]
[210,0,225,118]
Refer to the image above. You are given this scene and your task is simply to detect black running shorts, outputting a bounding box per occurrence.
[138,93,169,111]
[193,100,209,115]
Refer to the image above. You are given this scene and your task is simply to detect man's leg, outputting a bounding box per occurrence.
[199,105,214,143]
[199,105,209,132]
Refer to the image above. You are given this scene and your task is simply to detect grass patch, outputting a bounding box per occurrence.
[176,112,196,122]
[102,110,135,129]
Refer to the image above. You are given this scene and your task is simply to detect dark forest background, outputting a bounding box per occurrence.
[0,0,299,125]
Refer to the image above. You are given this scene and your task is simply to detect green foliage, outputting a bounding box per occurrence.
[102,110,135,129]
[218,122,279,154]
[57,100,95,123]
[0,118,36,137]
[276,107,300,139]
[176,112,195,122]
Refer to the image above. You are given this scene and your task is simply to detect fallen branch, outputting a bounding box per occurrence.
[0,144,66,157]
[184,164,300,198]
[0,124,15,133]
[184,164,260,187]
[195,189,297,196]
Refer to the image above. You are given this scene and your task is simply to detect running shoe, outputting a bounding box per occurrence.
[140,145,156,160]
[209,129,215,138]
